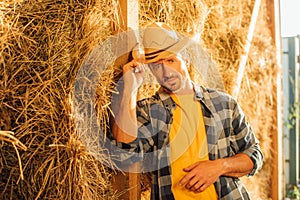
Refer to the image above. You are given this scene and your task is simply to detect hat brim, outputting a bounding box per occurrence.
[132,33,199,63]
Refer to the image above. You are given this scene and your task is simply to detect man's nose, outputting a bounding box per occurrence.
[162,64,173,78]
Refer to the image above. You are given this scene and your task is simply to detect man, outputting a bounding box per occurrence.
[111,22,263,200]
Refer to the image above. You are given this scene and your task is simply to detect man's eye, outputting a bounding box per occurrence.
[166,59,174,63]
[151,63,161,70]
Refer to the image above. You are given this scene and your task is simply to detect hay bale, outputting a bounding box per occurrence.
[0,0,118,199]
[1,0,278,199]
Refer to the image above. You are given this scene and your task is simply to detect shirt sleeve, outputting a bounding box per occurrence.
[231,101,264,176]
[106,136,143,169]
[107,99,154,169]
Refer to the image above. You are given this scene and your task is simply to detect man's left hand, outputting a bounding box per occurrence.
[178,160,223,193]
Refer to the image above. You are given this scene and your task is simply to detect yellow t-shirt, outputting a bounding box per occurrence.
[169,93,218,200]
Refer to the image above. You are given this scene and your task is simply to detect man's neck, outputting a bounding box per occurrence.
[164,80,194,95]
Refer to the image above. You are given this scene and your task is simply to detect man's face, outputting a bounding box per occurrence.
[148,54,189,93]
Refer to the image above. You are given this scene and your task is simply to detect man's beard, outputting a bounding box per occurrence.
[162,76,186,94]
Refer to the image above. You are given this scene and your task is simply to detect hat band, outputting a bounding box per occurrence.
[144,41,179,61]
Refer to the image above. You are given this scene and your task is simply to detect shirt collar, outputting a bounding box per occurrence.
[156,82,217,116]
[192,83,204,100]
[156,82,206,111]
[156,82,204,101]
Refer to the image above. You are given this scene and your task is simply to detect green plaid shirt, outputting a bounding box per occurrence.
[111,83,263,200]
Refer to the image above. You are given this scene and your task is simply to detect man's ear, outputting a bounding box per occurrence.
[179,50,190,66]
[185,58,190,68]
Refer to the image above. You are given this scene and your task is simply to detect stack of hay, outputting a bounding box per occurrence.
[1,0,118,199]
[0,0,278,199]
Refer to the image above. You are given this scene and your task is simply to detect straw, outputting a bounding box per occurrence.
[1,0,279,199]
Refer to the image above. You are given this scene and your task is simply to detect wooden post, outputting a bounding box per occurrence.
[111,0,139,33]
[111,1,141,200]
[266,0,283,199]
[233,0,261,99]
[111,163,141,200]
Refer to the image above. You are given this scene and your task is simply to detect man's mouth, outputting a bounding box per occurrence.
[164,76,176,83]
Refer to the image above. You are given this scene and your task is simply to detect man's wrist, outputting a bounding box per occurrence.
[215,158,228,176]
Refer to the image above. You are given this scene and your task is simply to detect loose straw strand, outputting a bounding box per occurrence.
[0,131,27,180]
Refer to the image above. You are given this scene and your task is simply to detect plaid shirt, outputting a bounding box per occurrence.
[111,83,263,200]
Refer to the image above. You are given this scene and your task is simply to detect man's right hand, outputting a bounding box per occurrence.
[122,60,145,94]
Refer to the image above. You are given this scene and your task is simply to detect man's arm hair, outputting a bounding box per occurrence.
[218,153,254,177]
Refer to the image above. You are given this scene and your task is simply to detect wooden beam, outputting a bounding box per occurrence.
[267,0,281,46]
[110,1,141,200]
[233,0,261,99]
[112,0,139,33]
[267,0,283,199]
[111,164,141,200]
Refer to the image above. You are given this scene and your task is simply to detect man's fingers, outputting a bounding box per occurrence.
[132,63,146,73]
[183,161,199,172]
[179,172,196,186]
[195,183,208,193]
[123,60,139,72]
[123,60,146,74]
[132,65,143,73]
[184,176,198,189]
[133,67,140,73]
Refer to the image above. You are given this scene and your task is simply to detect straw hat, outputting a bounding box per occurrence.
[132,22,199,63]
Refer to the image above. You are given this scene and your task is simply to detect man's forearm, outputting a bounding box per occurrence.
[112,59,145,143]
[112,92,138,143]
[219,153,254,177]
